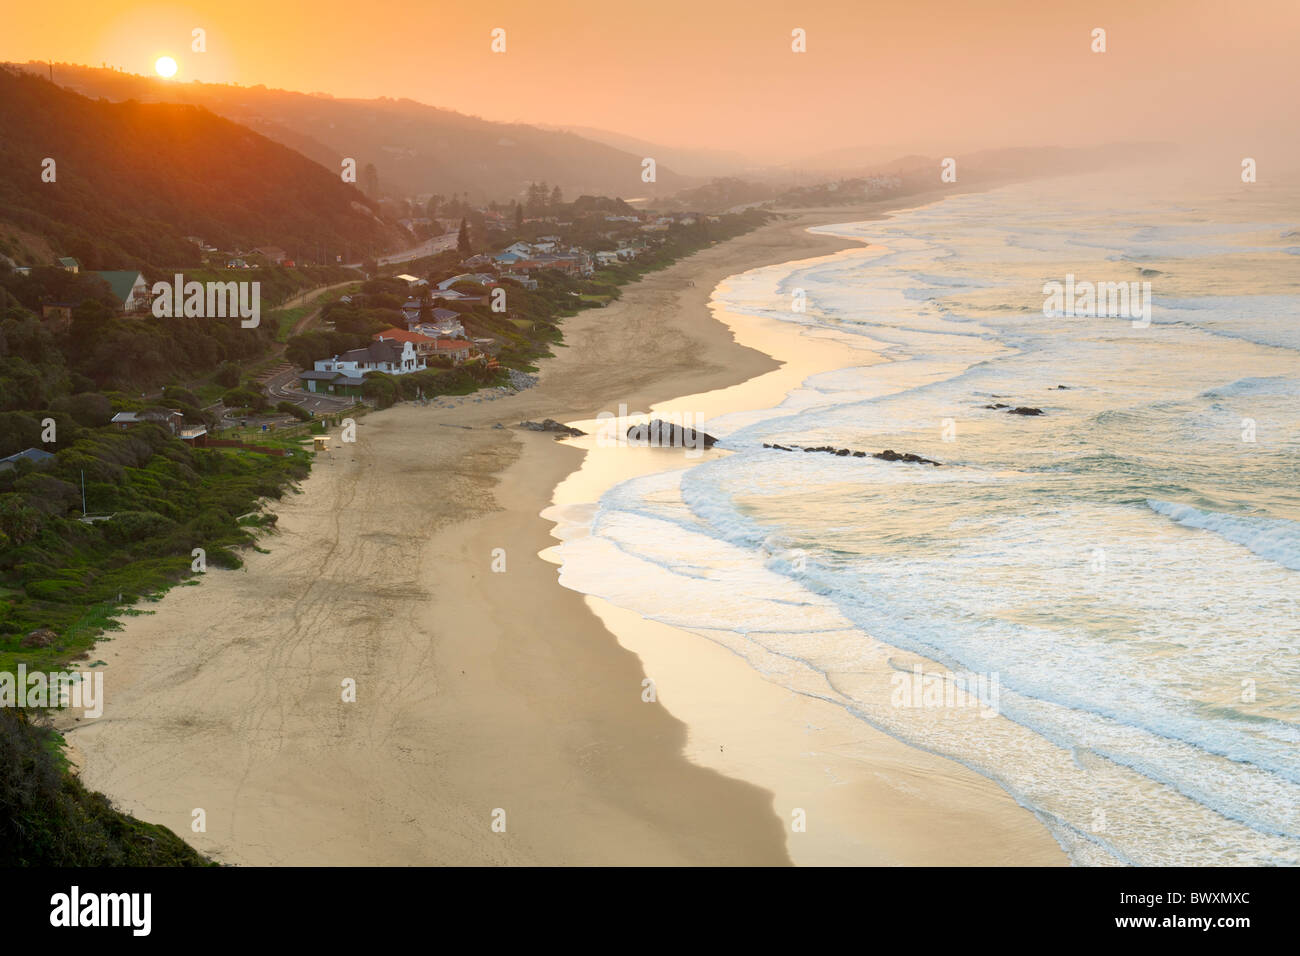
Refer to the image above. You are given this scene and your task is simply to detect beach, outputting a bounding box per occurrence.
[67,196,1068,866]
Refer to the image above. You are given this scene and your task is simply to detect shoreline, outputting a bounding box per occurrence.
[68,193,1066,865]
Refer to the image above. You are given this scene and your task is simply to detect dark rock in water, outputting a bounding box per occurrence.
[626,420,718,448]
[1139,268,1163,277]
[762,442,939,465]
[984,403,1009,409]
[1007,407,1044,416]
[1051,385,1070,390]
[873,449,941,466]
[519,419,586,436]
[21,628,58,648]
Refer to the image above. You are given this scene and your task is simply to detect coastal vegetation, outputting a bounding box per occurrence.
[0,707,213,865]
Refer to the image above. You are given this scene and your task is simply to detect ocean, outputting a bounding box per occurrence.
[552,170,1300,865]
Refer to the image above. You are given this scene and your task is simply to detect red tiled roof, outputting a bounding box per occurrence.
[374,328,429,345]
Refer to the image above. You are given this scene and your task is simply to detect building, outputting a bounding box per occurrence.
[499,273,538,291]
[58,257,81,273]
[374,327,438,360]
[252,246,288,265]
[375,328,474,365]
[110,409,185,434]
[428,339,473,364]
[298,369,366,396]
[299,339,426,393]
[394,274,428,289]
[41,302,75,328]
[93,270,150,312]
[0,447,55,472]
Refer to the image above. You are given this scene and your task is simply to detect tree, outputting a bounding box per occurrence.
[215,361,241,388]
[457,218,472,256]
[550,185,563,208]
[514,202,523,230]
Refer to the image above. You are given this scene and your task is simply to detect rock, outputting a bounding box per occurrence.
[492,423,504,429]
[1007,407,1044,416]
[21,628,58,648]
[519,419,586,436]
[873,449,942,466]
[506,370,539,391]
[764,443,939,465]
[626,420,718,449]
[1052,385,1071,390]
[984,403,1009,409]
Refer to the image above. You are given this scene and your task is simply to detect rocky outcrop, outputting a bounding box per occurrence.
[873,449,942,466]
[764,443,940,466]
[626,420,718,448]
[518,419,586,436]
[1007,406,1044,416]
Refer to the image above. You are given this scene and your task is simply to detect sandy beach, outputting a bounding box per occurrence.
[68,196,1067,865]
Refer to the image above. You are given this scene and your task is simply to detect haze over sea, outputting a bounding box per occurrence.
[555,169,1300,865]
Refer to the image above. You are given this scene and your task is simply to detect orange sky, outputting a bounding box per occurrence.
[4,0,1297,163]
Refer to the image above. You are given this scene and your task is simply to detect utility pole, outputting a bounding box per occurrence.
[81,469,86,516]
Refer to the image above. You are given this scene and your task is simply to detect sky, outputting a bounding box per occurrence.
[4,0,1298,165]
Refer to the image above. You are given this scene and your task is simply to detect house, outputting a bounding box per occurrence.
[226,258,250,269]
[0,447,55,472]
[394,274,428,289]
[427,339,473,364]
[58,257,81,273]
[409,308,466,339]
[110,409,185,434]
[41,302,76,327]
[595,251,621,266]
[374,327,438,359]
[299,369,366,396]
[93,270,150,312]
[499,273,538,291]
[252,246,288,265]
[300,339,426,394]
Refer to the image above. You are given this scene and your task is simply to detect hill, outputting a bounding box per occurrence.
[0,66,400,270]
[13,63,696,205]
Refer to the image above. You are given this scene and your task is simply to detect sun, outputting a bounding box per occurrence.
[154,56,178,79]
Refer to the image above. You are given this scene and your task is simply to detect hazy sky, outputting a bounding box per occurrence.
[5,0,1297,164]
